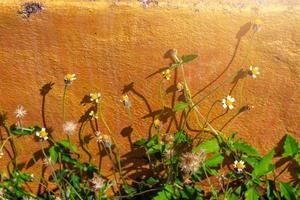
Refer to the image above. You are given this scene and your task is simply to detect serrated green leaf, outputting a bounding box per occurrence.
[252,150,275,178]
[205,154,224,167]
[245,187,259,200]
[58,140,78,153]
[123,184,137,196]
[233,140,260,156]
[193,138,219,154]
[283,134,299,157]
[181,54,198,64]
[174,131,191,144]
[173,102,188,112]
[279,182,296,200]
[134,138,147,146]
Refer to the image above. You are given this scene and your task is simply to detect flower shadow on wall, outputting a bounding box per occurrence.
[0,19,299,200]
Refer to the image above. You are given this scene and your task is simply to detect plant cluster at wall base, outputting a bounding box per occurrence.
[0,19,299,200]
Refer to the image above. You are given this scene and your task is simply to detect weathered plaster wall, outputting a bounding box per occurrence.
[0,0,299,183]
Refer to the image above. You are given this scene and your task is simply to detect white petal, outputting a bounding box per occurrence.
[222,99,226,103]
[249,66,253,70]
[36,132,40,136]
[41,128,46,131]
[231,97,235,102]
[227,95,231,99]
[252,74,257,78]
[254,67,259,70]
[229,105,234,109]
[256,71,260,74]
[222,104,227,109]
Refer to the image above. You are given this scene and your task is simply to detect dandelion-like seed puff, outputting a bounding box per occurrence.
[180,150,206,175]
[63,121,77,135]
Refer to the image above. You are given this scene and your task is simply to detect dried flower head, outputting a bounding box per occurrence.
[63,121,77,135]
[19,2,44,18]
[153,118,162,131]
[249,66,260,78]
[90,92,102,103]
[222,95,235,110]
[97,134,112,148]
[170,49,178,61]
[36,128,48,141]
[252,18,263,32]
[162,69,171,81]
[163,134,174,145]
[64,73,77,86]
[180,150,206,175]
[91,175,105,190]
[176,82,184,92]
[121,94,131,108]
[14,105,27,119]
[89,110,98,119]
[233,160,245,173]
[163,149,175,160]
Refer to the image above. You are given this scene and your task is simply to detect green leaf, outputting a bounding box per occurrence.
[153,185,173,200]
[58,140,78,153]
[134,138,147,147]
[283,134,299,157]
[123,184,137,196]
[252,150,275,178]
[193,138,219,154]
[245,187,259,200]
[279,182,296,200]
[173,102,188,112]
[146,177,159,186]
[205,154,224,167]
[174,131,191,144]
[49,146,58,164]
[233,140,260,157]
[181,54,198,64]
[10,126,37,136]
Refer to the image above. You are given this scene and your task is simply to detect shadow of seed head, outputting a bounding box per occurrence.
[18,2,44,18]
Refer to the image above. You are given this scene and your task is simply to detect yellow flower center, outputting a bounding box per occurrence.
[65,74,73,80]
[252,69,258,75]
[122,95,129,101]
[226,99,233,106]
[91,93,98,100]
[236,162,244,169]
[254,18,263,25]
[40,130,48,138]
[154,119,161,127]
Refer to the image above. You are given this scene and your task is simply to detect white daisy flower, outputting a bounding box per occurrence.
[90,92,102,103]
[249,66,260,78]
[36,128,48,141]
[64,73,76,86]
[0,150,4,159]
[63,121,77,135]
[14,105,27,119]
[233,160,245,173]
[222,95,236,110]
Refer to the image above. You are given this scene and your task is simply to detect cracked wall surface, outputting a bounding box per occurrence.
[0,0,299,184]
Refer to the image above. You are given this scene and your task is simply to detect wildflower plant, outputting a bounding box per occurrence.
[0,19,299,200]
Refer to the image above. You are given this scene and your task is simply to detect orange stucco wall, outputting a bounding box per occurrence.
[0,0,299,183]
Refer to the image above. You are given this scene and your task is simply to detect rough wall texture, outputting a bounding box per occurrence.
[0,0,299,184]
